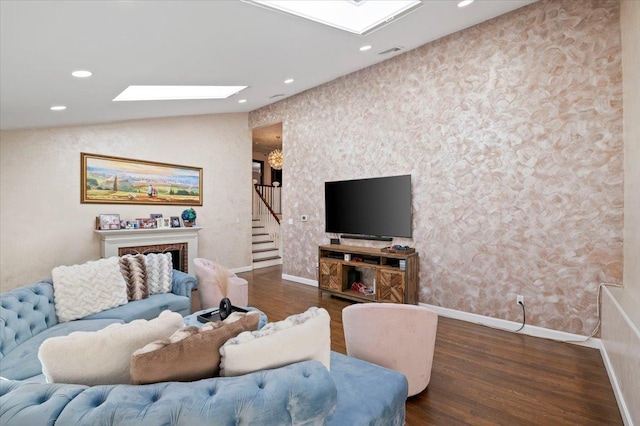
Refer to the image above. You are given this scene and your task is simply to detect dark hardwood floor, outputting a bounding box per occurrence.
[236,266,623,426]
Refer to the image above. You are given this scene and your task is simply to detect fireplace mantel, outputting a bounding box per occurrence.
[95,227,202,273]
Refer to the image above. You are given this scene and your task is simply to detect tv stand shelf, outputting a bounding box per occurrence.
[318,244,419,304]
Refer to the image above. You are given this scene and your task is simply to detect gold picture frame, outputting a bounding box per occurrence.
[81,153,202,206]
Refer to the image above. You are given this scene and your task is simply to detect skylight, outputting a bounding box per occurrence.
[245,0,422,35]
[113,85,247,101]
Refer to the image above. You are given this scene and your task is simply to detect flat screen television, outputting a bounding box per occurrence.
[325,175,412,240]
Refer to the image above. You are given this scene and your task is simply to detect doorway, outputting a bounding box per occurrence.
[252,122,283,185]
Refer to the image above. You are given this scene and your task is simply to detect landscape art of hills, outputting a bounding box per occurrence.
[84,157,200,204]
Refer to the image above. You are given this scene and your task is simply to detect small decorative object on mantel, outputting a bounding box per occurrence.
[137,218,156,229]
[156,217,170,228]
[181,208,197,227]
[98,214,121,230]
[170,216,181,228]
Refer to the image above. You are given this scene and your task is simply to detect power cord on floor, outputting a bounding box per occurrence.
[462,282,623,340]
[515,300,525,332]
[560,282,624,344]
[468,299,526,334]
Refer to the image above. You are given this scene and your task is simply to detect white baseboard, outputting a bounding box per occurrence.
[282,274,318,287]
[600,338,632,426]
[600,287,637,426]
[230,265,253,274]
[419,302,602,350]
[277,275,601,350]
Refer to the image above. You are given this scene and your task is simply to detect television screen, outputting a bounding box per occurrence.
[325,175,412,238]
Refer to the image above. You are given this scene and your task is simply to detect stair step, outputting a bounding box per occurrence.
[252,240,276,251]
[252,248,278,254]
[255,255,280,261]
[252,249,280,260]
[253,256,282,269]
[252,234,272,243]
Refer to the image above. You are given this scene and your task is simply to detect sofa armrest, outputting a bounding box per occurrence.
[171,270,197,297]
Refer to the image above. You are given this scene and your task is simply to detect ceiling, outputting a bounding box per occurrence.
[253,122,283,154]
[0,0,536,132]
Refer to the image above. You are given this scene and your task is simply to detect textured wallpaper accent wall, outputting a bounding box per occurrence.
[249,0,623,334]
[0,114,252,291]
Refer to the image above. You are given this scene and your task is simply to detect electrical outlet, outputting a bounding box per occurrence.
[517,295,524,305]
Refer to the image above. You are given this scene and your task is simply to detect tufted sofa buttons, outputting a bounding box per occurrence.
[1,281,59,358]
[0,359,347,425]
[91,393,107,408]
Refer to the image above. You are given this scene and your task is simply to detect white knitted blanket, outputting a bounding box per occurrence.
[52,257,128,322]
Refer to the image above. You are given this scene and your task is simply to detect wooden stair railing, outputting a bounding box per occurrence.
[254,185,280,224]
[253,184,281,255]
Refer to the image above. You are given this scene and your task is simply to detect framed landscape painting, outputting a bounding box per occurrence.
[81,153,202,206]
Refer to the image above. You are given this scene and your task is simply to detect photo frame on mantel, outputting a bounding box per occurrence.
[81,153,203,206]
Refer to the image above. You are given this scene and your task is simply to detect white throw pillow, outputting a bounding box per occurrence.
[219,307,331,377]
[145,253,173,294]
[52,257,128,322]
[38,310,184,386]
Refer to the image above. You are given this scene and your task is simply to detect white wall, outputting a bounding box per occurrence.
[622,0,640,306]
[0,113,252,291]
[600,1,640,424]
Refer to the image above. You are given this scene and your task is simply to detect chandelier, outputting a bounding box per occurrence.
[268,149,283,170]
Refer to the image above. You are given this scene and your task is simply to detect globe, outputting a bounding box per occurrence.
[181,208,196,225]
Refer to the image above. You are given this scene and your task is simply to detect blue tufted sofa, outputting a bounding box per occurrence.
[0,275,408,425]
[0,270,196,382]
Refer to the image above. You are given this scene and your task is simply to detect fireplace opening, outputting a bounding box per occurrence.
[118,242,188,273]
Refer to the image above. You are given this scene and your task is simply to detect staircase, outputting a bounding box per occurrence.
[252,219,282,268]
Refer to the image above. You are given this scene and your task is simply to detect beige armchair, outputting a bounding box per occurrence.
[193,258,248,309]
[342,303,438,397]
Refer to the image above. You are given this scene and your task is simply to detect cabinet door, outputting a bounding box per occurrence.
[319,259,342,291]
[376,269,405,303]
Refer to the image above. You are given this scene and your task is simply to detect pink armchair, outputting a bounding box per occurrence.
[193,258,248,309]
[342,303,438,397]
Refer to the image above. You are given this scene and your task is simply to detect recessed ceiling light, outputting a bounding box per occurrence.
[72,70,93,78]
[360,45,372,51]
[284,78,294,84]
[457,0,474,7]
[246,0,422,35]
[113,85,248,101]
[50,106,66,111]
[238,99,247,103]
